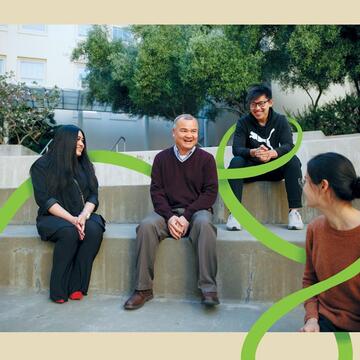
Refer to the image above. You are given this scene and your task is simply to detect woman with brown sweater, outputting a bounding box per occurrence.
[300,152,360,332]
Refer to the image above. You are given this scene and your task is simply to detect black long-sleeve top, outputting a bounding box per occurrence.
[30,155,104,240]
[232,108,294,161]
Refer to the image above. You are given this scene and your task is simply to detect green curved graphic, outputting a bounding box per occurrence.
[216,118,303,180]
[215,117,355,360]
[215,118,306,263]
[335,333,353,360]
[0,151,151,234]
[88,150,152,177]
[0,121,356,359]
[0,179,33,234]
[241,258,359,359]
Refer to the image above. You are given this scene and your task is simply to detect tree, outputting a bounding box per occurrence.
[72,25,134,113]
[0,72,60,152]
[72,25,358,125]
[129,25,201,118]
[184,26,264,114]
[340,25,360,97]
[72,25,265,119]
[268,26,348,111]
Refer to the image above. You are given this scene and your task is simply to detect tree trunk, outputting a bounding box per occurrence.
[354,78,360,97]
[3,119,9,144]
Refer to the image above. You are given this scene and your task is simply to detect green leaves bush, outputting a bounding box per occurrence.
[296,94,360,135]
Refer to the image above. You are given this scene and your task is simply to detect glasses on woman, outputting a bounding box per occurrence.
[250,99,270,110]
[298,177,306,188]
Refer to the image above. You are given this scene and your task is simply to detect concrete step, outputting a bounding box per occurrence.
[3,183,353,225]
[0,223,305,302]
[0,287,304,332]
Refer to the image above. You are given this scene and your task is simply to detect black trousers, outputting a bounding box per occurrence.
[228,155,303,209]
[48,220,103,301]
[319,314,347,332]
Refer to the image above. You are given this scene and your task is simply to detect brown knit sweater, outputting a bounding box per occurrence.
[303,215,360,331]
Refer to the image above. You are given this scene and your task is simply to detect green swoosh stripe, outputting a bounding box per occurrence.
[88,150,152,176]
[335,333,353,360]
[218,179,306,263]
[0,179,33,234]
[216,118,303,179]
[215,117,306,264]
[241,258,360,359]
[0,126,355,360]
[215,117,355,359]
[0,151,152,234]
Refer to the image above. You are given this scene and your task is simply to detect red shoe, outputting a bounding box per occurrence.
[54,299,65,304]
[69,291,83,300]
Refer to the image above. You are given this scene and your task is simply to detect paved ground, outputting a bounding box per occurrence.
[0,288,304,332]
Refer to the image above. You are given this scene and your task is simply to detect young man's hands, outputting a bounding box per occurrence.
[250,145,278,163]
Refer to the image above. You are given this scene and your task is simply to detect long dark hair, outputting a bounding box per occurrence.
[307,152,360,201]
[45,125,97,196]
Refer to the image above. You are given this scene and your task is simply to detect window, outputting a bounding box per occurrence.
[75,64,89,89]
[19,24,47,35]
[18,58,46,85]
[112,26,133,43]
[78,25,93,37]
[0,57,5,75]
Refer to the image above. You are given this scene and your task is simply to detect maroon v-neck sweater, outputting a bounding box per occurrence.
[303,215,360,331]
[150,147,218,222]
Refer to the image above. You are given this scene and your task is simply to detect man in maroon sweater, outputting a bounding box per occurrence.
[124,114,219,310]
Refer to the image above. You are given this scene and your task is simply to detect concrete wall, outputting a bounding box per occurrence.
[1,132,360,189]
[272,80,355,114]
[0,145,36,156]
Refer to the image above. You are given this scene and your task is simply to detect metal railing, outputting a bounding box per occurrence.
[39,139,53,155]
[111,136,126,152]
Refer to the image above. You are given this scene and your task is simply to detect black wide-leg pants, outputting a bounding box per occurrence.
[48,220,103,301]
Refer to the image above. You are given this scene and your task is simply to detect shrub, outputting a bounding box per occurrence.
[295,94,360,135]
[0,73,60,153]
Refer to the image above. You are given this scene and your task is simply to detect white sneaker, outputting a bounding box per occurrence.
[288,209,304,230]
[226,213,242,231]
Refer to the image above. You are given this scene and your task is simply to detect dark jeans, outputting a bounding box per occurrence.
[319,314,347,332]
[228,155,302,209]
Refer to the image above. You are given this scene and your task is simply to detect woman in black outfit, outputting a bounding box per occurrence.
[30,125,105,303]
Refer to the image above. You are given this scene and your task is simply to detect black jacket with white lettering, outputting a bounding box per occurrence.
[232,108,294,162]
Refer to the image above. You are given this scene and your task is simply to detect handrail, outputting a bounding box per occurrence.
[111,136,126,152]
[39,138,53,155]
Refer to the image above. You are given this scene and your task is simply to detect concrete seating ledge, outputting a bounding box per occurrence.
[0,223,305,303]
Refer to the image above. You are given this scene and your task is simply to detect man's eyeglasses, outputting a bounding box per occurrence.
[250,99,270,110]
[298,177,306,188]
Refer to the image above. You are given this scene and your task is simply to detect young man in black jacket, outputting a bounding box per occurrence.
[226,84,303,231]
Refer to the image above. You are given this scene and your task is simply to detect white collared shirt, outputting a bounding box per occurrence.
[173,145,196,162]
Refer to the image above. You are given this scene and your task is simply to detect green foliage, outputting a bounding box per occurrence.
[0,72,60,153]
[72,25,265,119]
[72,24,359,128]
[72,25,134,112]
[295,94,360,135]
[130,25,200,117]
[184,27,263,113]
[269,26,349,109]
[340,25,360,97]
